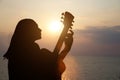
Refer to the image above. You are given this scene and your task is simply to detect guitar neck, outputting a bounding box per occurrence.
[53,25,69,56]
[53,11,74,56]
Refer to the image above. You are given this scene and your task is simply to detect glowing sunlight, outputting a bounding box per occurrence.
[48,20,63,33]
[62,55,79,80]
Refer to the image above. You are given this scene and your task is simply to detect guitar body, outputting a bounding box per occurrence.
[58,59,66,76]
[53,11,74,79]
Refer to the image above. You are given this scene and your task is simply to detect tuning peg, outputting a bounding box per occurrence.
[61,13,64,15]
[60,20,63,23]
[71,24,73,26]
[61,17,64,19]
[70,26,72,29]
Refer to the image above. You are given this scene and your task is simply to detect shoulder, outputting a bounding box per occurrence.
[40,48,52,54]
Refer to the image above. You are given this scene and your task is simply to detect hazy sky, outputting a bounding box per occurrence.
[0,0,120,31]
[0,0,120,56]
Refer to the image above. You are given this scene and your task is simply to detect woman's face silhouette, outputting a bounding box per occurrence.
[15,19,42,42]
[26,19,42,41]
[33,26,42,40]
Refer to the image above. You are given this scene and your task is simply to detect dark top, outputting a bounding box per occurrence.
[8,43,58,80]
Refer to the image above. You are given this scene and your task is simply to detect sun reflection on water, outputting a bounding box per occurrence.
[62,55,79,80]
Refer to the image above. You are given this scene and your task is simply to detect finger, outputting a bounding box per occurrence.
[69,30,74,35]
[66,30,74,38]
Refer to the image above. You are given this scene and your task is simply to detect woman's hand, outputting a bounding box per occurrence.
[64,30,74,52]
[58,30,74,60]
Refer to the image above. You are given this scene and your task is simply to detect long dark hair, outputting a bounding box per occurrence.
[3,19,39,59]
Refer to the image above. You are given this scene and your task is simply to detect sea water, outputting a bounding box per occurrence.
[63,55,120,80]
[0,55,120,80]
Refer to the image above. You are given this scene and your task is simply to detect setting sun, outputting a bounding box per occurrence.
[48,21,63,33]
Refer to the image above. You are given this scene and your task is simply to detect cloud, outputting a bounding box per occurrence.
[71,26,120,56]
[0,26,120,57]
[0,0,2,3]
[81,26,120,44]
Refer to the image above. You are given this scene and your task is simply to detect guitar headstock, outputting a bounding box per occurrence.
[53,12,74,54]
[61,11,74,29]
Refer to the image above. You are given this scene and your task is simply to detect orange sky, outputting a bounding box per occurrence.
[0,0,120,56]
[0,0,120,32]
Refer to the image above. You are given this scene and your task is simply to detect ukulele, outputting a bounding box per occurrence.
[53,11,74,78]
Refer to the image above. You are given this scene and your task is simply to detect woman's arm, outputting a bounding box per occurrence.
[58,30,74,60]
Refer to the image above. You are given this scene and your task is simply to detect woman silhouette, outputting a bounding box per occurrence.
[3,19,73,80]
